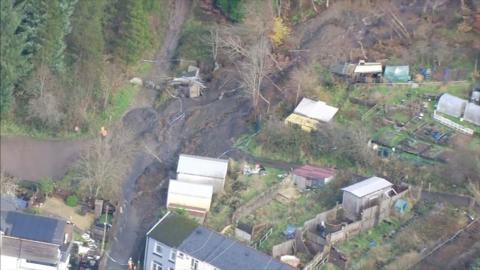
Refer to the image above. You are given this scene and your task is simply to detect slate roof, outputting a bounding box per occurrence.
[436,93,468,118]
[464,102,480,126]
[293,165,336,179]
[179,226,295,270]
[294,98,339,123]
[177,154,229,180]
[147,212,295,270]
[341,176,393,198]
[0,211,65,245]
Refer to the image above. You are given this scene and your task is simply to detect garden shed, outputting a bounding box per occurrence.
[436,93,468,118]
[464,102,480,126]
[341,176,394,221]
[176,154,229,193]
[166,180,213,221]
[292,165,336,191]
[285,98,338,132]
[383,65,410,82]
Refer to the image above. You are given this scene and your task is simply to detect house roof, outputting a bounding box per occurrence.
[293,165,336,179]
[0,211,66,245]
[383,65,410,82]
[341,176,393,198]
[354,62,383,74]
[179,226,295,270]
[464,102,480,126]
[147,212,198,247]
[167,180,213,199]
[177,154,229,180]
[148,212,295,270]
[294,98,339,123]
[437,93,468,118]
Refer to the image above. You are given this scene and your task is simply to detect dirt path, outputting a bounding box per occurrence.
[0,136,88,181]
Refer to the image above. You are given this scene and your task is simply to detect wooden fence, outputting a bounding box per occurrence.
[232,177,289,223]
[272,239,295,258]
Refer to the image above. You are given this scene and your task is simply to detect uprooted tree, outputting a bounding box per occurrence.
[73,126,137,202]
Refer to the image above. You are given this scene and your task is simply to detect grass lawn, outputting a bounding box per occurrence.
[252,187,339,253]
[337,200,470,270]
[41,197,94,231]
[237,167,285,204]
[206,166,286,231]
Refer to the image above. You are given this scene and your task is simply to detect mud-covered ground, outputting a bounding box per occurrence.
[1,0,478,268]
[413,220,480,270]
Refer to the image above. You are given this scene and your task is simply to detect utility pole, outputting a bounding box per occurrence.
[101,204,109,254]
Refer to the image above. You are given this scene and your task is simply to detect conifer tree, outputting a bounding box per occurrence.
[0,1,30,115]
[121,0,151,63]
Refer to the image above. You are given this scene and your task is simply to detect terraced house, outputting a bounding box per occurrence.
[144,212,295,270]
[0,211,72,270]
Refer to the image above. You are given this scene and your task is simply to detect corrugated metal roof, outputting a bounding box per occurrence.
[354,62,382,73]
[341,176,393,198]
[294,98,339,123]
[177,154,229,179]
[437,93,468,118]
[0,211,65,245]
[167,180,213,199]
[293,165,336,179]
[464,102,480,126]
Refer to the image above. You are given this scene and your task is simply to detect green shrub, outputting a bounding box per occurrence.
[65,195,78,207]
[38,177,55,197]
[215,0,244,22]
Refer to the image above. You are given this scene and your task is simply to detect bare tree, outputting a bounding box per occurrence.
[74,126,137,202]
[101,62,124,110]
[217,26,272,113]
[0,171,18,195]
[28,92,64,128]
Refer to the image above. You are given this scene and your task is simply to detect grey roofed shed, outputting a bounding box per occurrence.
[436,93,468,118]
[341,176,393,198]
[464,103,480,126]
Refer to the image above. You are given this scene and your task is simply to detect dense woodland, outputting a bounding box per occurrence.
[0,0,165,134]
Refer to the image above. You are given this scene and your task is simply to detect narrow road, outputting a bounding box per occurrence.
[0,136,88,181]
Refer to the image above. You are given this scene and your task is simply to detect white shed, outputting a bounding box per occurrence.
[166,180,213,218]
[177,154,229,193]
[341,177,394,221]
[353,61,383,74]
[293,98,339,123]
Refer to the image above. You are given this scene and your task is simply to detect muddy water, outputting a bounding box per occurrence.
[0,136,88,181]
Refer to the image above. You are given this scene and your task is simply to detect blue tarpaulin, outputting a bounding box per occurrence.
[395,199,407,213]
[283,224,296,238]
